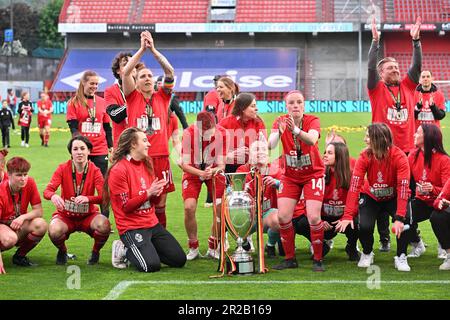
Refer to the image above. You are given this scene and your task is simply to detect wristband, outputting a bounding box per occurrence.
[293,126,301,136]
[394,215,406,223]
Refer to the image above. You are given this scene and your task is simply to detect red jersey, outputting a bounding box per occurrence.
[108,157,159,235]
[343,146,410,220]
[368,75,417,152]
[105,84,128,148]
[0,172,7,184]
[216,99,235,123]
[414,89,446,129]
[43,160,103,217]
[66,96,110,156]
[203,89,221,110]
[0,177,41,224]
[37,99,53,121]
[219,115,267,166]
[182,124,227,175]
[237,163,282,213]
[434,178,450,210]
[273,114,324,183]
[126,88,171,157]
[18,102,33,127]
[408,149,450,206]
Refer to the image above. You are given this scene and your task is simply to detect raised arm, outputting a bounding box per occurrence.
[407,17,422,84]
[122,33,147,96]
[367,17,380,90]
[143,31,174,81]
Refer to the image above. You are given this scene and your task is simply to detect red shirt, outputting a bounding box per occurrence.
[43,160,104,217]
[203,89,221,110]
[108,157,159,235]
[18,102,33,127]
[105,84,128,148]
[219,115,267,166]
[434,179,450,210]
[216,99,235,123]
[273,114,324,183]
[368,76,417,152]
[414,89,446,129]
[343,146,410,220]
[0,172,7,184]
[237,162,282,213]
[0,177,41,224]
[408,149,450,206]
[181,124,227,177]
[37,99,53,121]
[66,96,110,156]
[126,88,171,157]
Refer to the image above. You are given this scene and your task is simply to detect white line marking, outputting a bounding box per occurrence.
[103,280,450,300]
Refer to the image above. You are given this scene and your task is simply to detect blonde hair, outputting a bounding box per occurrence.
[69,70,98,108]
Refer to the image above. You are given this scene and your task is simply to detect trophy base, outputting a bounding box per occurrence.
[226,259,255,275]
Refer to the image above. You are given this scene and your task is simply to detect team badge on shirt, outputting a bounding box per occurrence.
[377,171,384,183]
[135,233,143,243]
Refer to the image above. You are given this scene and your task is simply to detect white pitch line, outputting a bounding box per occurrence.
[103,280,450,300]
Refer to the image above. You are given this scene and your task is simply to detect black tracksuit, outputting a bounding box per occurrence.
[0,108,15,147]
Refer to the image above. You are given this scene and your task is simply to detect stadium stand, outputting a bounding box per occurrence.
[235,0,319,22]
[59,0,132,23]
[386,0,450,23]
[140,0,209,23]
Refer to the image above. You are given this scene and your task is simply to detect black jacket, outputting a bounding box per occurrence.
[0,108,15,129]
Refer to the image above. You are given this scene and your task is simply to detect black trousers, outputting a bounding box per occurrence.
[358,193,412,256]
[292,215,359,248]
[410,198,435,243]
[21,126,30,143]
[1,126,10,147]
[430,208,450,250]
[377,211,391,243]
[89,154,109,217]
[120,224,186,272]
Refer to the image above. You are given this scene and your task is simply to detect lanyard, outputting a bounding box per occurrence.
[86,96,96,125]
[386,84,402,111]
[9,184,21,220]
[143,95,154,134]
[223,97,235,120]
[292,119,303,160]
[72,162,89,197]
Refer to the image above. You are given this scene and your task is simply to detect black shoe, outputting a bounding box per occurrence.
[265,244,276,258]
[379,240,391,252]
[56,250,68,265]
[12,253,37,267]
[277,240,285,257]
[345,245,360,261]
[41,141,44,146]
[312,259,325,272]
[87,251,100,265]
[272,258,298,270]
[44,143,48,147]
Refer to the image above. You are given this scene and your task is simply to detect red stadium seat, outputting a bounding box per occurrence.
[385,0,447,22]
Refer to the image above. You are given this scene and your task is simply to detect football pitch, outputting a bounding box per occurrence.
[1,112,450,300]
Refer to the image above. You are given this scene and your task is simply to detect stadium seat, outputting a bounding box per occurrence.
[386,0,447,22]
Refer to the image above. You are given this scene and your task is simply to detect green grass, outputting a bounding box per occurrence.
[1,113,450,300]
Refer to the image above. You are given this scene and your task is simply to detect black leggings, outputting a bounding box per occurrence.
[293,215,359,248]
[430,208,450,250]
[410,198,434,243]
[21,126,30,143]
[1,126,10,147]
[358,193,412,256]
[89,154,109,217]
[120,224,186,272]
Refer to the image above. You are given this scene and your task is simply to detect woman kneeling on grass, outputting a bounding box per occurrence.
[107,127,186,272]
[44,135,111,265]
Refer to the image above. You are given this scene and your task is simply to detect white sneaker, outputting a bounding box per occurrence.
[186,248,200,261]
[357,252,374,268]
[408,239,426,258]
[439,254,450,270]
[206,248,220,260]
[25,143,29,148]
[437,243,447,259]
[112,240,127,269]
[21,141,25,147]
[394,254,411,272]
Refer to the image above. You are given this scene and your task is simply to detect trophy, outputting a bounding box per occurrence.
[223,172,256,275]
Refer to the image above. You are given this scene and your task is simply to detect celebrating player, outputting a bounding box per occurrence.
[268,90,326,271]
[431,177,450,269]
[44,136,111,265]
[107,127,186,272]
[37,92,53,147]
[0,157,47,273]
[17,91,33,148]
[215,77,240,123]
[335,123,412,271]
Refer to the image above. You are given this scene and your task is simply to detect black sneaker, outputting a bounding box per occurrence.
[272,258,298,270]
[345,245,360,261]
[379,240,391,252]
[312,259,325,272]
[265,244,276,258]
[87,251,100,265]
[277,240,285,257]
[12,253,37,267]
[56,250,68,265]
